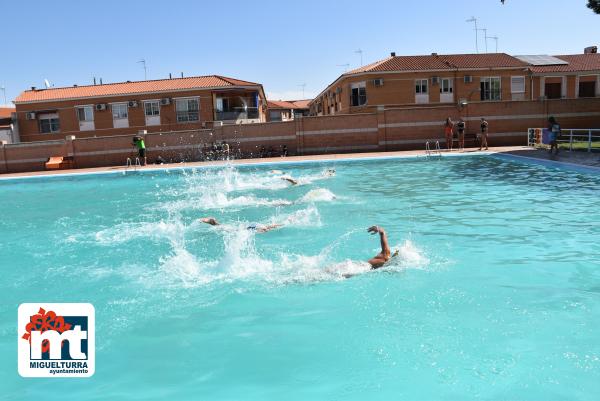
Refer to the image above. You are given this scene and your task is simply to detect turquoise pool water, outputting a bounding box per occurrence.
[1,155,599,400]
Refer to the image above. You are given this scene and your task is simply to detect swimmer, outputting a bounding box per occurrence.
[269,170,284,175]
[200,217,283,233]
[325,169,336,176]
[367,226,397,269]
[281,177,299,185]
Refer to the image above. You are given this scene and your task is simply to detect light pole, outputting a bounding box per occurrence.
[466,17,479,53]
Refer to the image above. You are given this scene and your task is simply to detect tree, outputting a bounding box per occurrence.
[588,0,600,14]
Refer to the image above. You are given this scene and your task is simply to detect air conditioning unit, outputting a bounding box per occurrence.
[373,78,384,87]
[128,101,139,108]
[160,98,171,106]
[431,77,440,85]
[464,75,473,83]
[26,112,36,120]
[95,103,107,111]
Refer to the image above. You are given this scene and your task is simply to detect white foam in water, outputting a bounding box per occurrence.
[95,220,185,248]
[300,188,337,203]
[386,240,430,270]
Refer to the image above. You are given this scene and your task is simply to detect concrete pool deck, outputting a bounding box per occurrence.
[0,146,598,179]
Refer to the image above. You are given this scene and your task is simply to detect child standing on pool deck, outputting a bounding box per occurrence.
[132,136,147,166]
[548,116,561,155]
[444,117,454,151]
[479,118,489,150]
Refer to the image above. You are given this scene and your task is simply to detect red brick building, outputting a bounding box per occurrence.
[309,51,600,115]
[0,107,16,143]
[14,75,267,142]
[267,99,311,121]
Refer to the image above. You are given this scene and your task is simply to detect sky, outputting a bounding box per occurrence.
[1,0,599,105]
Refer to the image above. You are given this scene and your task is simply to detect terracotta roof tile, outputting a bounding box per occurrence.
[346,53,526,74]
[0,107,15,118]
[267,99,311,109]
[529,54,600,73]
[15,75,261,104]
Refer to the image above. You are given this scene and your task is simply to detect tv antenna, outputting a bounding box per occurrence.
[487,35,499,53]
[44,79,51,89]
[337,63,350,72]
[477,28,488,53]
[0,86,6,105]
[298,83,307,98]
[466,17,479,53]
[354,49,363,66]
[138,59,148,80]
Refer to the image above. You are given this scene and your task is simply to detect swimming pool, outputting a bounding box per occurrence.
[1,154,599,400]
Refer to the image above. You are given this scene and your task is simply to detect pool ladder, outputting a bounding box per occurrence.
[425,141,442,158]
[125,157,142,170]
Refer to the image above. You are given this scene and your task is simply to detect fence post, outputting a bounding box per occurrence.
[589,129,592,153]
[569,130,573,151]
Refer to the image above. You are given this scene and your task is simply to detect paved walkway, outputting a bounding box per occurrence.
[504,147,600,168]
[3,146,597,179]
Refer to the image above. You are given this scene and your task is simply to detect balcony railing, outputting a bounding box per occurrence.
[215,107,259,121]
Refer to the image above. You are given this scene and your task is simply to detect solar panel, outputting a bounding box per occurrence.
[515,55,569,66]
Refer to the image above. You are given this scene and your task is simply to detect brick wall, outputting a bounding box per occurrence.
[2,98,600,174]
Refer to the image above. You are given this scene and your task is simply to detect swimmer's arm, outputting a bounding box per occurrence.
[200,217,220,226]
[256,223,283,233]
[281,177,298,185]
[368,226,391,257]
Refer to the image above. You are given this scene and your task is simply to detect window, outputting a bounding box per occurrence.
[144,101,160,116]
[39,113,60,133]
[579,81,596,98]
[112,103,128,119]
[480,77,501,101]
[415,79,428,94]
[511,76,525,94]
[77,106,94,122]
[350,82,367,106]
[175,98,199,122]
[440,78,453,93]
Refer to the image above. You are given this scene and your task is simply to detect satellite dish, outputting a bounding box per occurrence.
[44,79,51,88]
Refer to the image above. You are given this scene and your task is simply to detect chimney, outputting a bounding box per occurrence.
[73,84,78,87]
[93,77,97,85]
[181,72,184,78]
[584,46,598,54]
[432,52,438,57]
[100,78,103,85]
[169,73,172,79]
[390,52,396,57]
[31,86,36,91]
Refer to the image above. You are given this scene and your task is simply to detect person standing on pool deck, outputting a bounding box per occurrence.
[479,118,489,150]
[367,226,392,269]
[548,116,561,155]
[132,136,147,166]
[456,119,466,151]
[444,117,454,151]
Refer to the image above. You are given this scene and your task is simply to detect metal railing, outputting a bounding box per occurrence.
[215,108,259,121]
[425,141,442,157]
[528,128,600,152]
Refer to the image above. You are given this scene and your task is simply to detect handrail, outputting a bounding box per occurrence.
[528,128,600,152]
[435,141,442,157]
[425,141,431,156]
